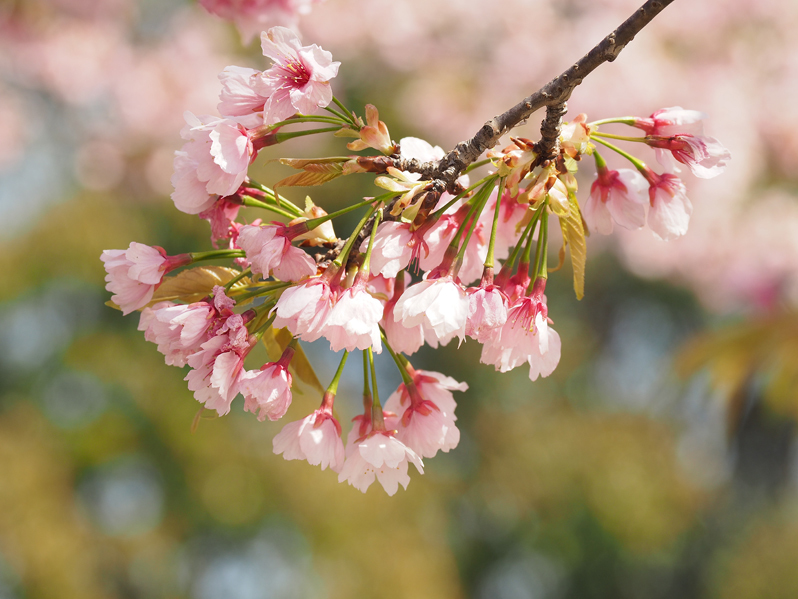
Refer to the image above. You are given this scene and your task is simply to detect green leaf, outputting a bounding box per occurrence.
[149,266,250,307]
[559,190,587,300]
[274,162,345,188]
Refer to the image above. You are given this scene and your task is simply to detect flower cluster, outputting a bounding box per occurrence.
[101,27,728,494]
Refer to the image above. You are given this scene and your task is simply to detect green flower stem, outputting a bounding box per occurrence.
[332,202,381,269]
[305,194,391,231]
[591,136,648,173]
[360,208,381,276]
[362,350,372,402]
[379,328,414,386]
[463,158,492,174]
[332,96,357,126]
[484,177,506,269]
[326,350,349,395]
[240,196,297,220]
[250,311,277,338]
[430,174,496,221]
[324,105,353,124]
[274,127,341,142]
[229,281,293,302]
[224,268,251,292]
[502,204,542,274]
[532,209,549,281]
[245,181,303,215]
[453,178,494,266]
[591,131,646,143]
[589,117,637,127]
[190,249,245,262]
[267,115,348,130]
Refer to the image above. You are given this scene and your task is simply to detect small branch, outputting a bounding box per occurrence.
[401,0,673,188]
[538,102,568,163]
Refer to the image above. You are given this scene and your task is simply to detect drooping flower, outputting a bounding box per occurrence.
[273,405,345,472]
[466,284,509,343]
[583,165,647,235]
[240,345,294,421]
[199,196,243,246]
[384,377,461,459]
[393,275,468,347]
[237,223,317,281]
[138,300,215,366]
[338,430,424,495]
[184,311,255,415]
[382,274,425,356]
[645,134,730,179]
[257,27,340,125]
[643,170,692,241]
[480,279,561,381]
[633,106,707,137]
[101,243,191,315]
[323,284,383,353]
[271,275,336,342]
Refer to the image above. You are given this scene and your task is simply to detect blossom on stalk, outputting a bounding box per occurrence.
[257,27,340,125]
[481,278,561,381]
[323,283,383,353]
[393,275,468,347]
[185,311,255,415]
[218,66,271,118]
[583,162,647,235]
[384,377,462,459]
[138,300,215,366]
[633,106,707,137]
[171,112,257,214]
[273,402,345,472]
[338,430,424,495]
[271,275,336,342]
[101,242,191,314]
[645,134,730,179]
[200,196,243,245]
[382,274,424,356]
[643,170,692,241]
[240,345,294,421]
[466,283,509,343]
[237,223,317,281]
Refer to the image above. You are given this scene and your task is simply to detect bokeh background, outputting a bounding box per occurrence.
[2,0,798,597]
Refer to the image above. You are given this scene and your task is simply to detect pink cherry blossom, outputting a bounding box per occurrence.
[101,242,190,315]
[257,27,340,125]
[362,221,415,278]
[480,281,561,381]
[138,300,215,366]
[218,66,270,118]
[409,369,469,415]
[240,361,293,421]
[271,276,335,341]
[384,380,460,459]
[323,284,383,353]
[273,406,345,472]
[633,106,707,137]
[382,298,425,356]
[466,284,509,343]
[171,112,255,214]
[199,197,243,245]
[393,275,468,347]
[338,430,424,495]
[237,223,317,281]
[644,170,692,241]
[583,167,647,235]
[646,134,731,179]
[185,312,255,415]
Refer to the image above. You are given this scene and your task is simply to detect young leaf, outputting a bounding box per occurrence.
[150,266,250,306]
[274,162,345,188]
[279,157,350,169]
[560,190,587,300]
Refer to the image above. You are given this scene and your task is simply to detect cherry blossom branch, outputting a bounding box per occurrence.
[356,0,673,191]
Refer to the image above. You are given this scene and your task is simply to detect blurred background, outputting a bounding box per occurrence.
[2,0,798,597]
